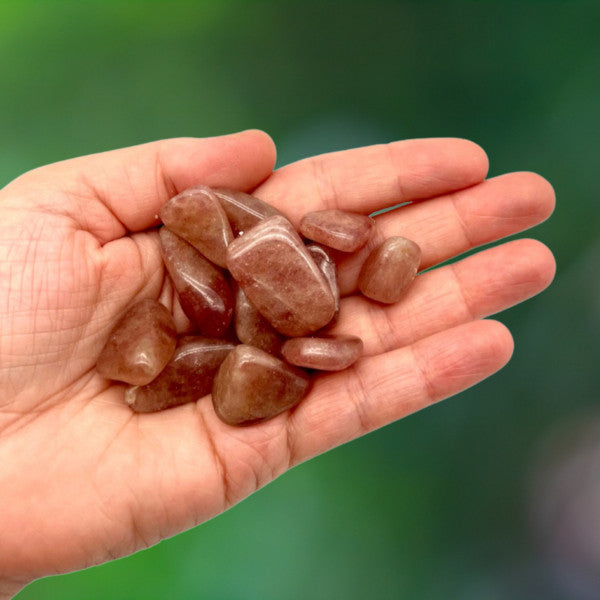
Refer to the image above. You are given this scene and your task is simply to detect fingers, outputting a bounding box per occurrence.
[119,320,514,512]
[254,137,489,221]
[11,130,277,243]
[335,171,556,294]
[332,238,555,356]
[285,319,514,465]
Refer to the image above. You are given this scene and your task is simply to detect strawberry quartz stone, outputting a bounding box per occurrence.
[212,345,311,426]
[159,186,233,268]
[358,236,421,304]
[300,209,374,252]
[96,299,177,386]
[226,215,336,337]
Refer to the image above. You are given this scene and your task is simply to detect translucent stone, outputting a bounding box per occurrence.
[125,337,235,413]
[306,244,340,322]
[226,215,336,337]
[160,186,233,268]
[300,209,374,252]
[160,227,233,336]
[212,344,311,426]
[358,236,421,303]
[213,188,283,236]
[234,286,283,356]
[281,335,363,371]
[96,299,177,385]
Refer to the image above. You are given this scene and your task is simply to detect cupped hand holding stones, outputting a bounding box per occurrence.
[0,131,555,596]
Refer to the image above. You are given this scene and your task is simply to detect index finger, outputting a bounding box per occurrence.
[253,137,489,222]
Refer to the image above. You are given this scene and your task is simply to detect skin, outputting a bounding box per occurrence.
[0,130,555,598]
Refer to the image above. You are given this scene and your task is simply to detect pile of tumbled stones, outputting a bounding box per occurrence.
[95,186,421,426]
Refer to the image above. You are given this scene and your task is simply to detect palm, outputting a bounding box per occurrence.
[0,131,554,592]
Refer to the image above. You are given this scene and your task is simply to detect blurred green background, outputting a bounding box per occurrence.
[3,2,599,599]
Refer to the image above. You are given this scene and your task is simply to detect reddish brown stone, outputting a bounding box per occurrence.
[226,216,336,337]
[300,209,374,252]
[96,299,177,385]
[306,244,339,322]
[213,188,283,236]
[212,345,311,426]
[160,228,233,336]
[160,186,233,268]
[281,335,363,371]
[358,236,421,304]
[234,286,283,356]
[125,337,235,413]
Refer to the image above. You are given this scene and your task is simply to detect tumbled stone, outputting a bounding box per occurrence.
[160,228,233,336]
[234,286,283,356]
[281,335,363,371]
[306,244,340,322]
[96,298,177,386]
[300,209,374,252]
[213,188,283,236]
[226,215,336,337]
[358,236,421,304]
[160,186,233,268]
[212,344,311,426]
[125,337,235,413]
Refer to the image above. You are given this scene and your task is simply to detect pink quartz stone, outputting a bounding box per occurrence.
[213,188,284,236]
[226,215,336,337]
[234,286,283,356]
[306,244,340,322]
[96,298,177,386]
[281,335,363,371]
[358,236,421,304]
[212,344,311,426]
[125,337,235,413]
[299,209,374,252]
[160,186,234,268]
[160,227,233,337]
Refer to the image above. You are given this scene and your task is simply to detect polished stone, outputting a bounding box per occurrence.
[160,227,233,336]
[213,188,283,236]
[160,186,233,268]
[96,298,177,385]
[281,335,363,371]
[226,216,336,336]
[300,209,374,252]
[358,236,421,303]
[234,286,283,356]
[212,344,311,426]
[125,337,235,413]
[306,244,339,322]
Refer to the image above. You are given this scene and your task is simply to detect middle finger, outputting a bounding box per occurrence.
[336,171,555,294]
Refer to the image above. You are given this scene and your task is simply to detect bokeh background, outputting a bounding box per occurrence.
[3,2,599,598]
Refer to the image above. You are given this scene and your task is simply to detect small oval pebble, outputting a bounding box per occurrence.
[281,335,363,371]
[160,186,234,268]
[234,286,283,356]
[358,236,421,304]
[160,228,233,336]
[96,299,177,386]
[212,344,311,426]
[125,337,235,413]
[226,215,336,337]
[213,188,284,236]
[300,209,374,252]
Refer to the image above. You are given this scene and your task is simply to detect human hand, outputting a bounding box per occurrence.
[0,131,555,597]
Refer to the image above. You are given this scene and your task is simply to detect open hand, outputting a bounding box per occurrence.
[0,130,555,597]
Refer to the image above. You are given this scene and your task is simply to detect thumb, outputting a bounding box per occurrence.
[6,130,276,244]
